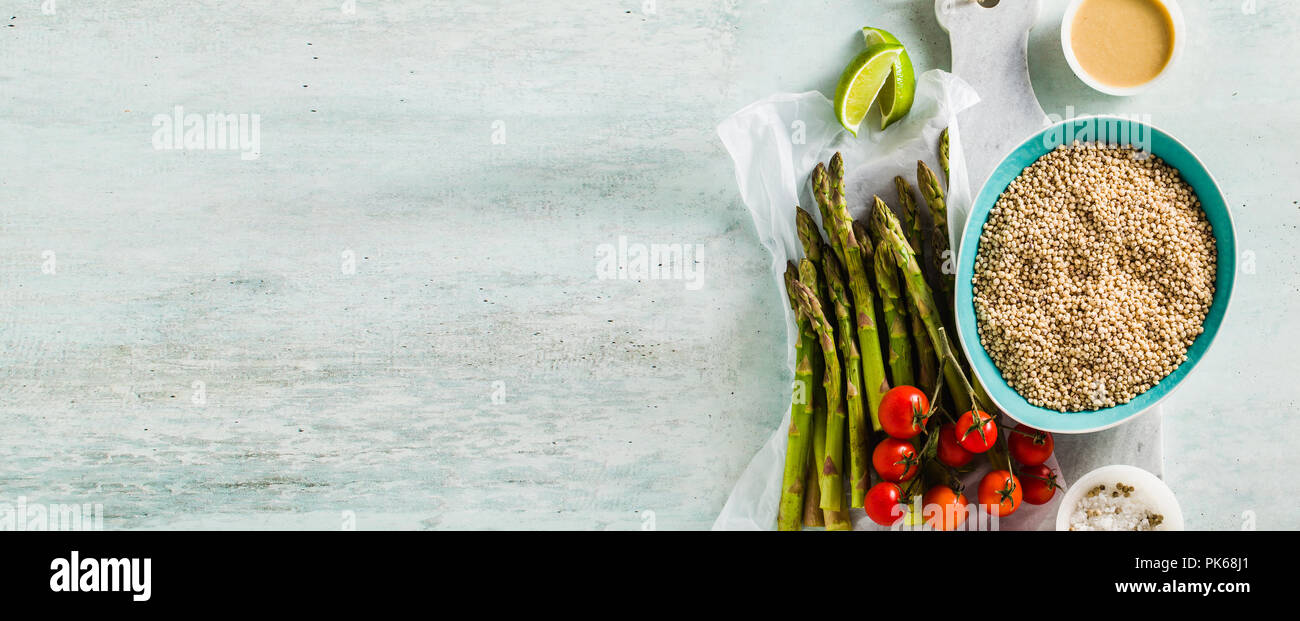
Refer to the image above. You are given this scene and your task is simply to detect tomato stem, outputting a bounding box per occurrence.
[1019,469,1062,491]
[921,379,945,431]
[935,327,992,414]
[1006,425,1047,444]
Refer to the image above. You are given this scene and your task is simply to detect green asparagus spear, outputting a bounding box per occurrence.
[796,207,824,265]
[939,128,950,188]
[918,160,954,311]
[794,212,831,526]
[790,277,846,512]
[908,296,939,395]
[812,164,850,270]
[873,234,915,388]
[804,360,852,529]
[871,201,973,415]
[794,206,836,446]
[821,405,853,531]
[778,264,816,530]
[849,223,884,506]
[971,370,995,417]
[852,219,873,249]
[824,506,853,531]
[894,179,935,392]
[802,412,825,527]
[894,175,924,257]
[851,218,888,383]
[814,156,890,436]
[819,250,870,507]
[892,175,938,392]
[795,207,837,336]
[851,221,878,285]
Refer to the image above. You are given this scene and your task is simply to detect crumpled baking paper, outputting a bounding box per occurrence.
[713,70,1067,531]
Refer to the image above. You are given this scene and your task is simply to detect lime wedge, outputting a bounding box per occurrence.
[834,43,904,137]
[862,27,916,130]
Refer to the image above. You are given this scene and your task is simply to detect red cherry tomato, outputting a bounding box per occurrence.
[955,410,998,453]
[1019,464,1062,505]
[977,470,1022,516]
[936,423,975,468]
[872,438,920,482]
[864,482,906,526]
[922,485,969,531]
[878,385,930,439]
[1008,424,1054,466]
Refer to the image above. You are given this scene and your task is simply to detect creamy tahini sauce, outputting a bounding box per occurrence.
[1071,0,1175,88]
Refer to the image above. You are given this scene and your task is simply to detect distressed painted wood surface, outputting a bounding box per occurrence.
[1,1,1296,530]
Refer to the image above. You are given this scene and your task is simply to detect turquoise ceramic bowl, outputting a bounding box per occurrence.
[955,116,1236,433]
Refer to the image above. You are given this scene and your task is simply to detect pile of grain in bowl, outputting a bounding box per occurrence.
[1068,483,1165,531]
[972,142,1216,411]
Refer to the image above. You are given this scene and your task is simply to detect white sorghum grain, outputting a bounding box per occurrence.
[972,142,1216,412]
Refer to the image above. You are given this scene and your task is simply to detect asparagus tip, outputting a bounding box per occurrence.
[918,160,938,183]
[795,208,824,262]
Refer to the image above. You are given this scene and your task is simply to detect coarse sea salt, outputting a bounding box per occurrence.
[1067,482,1166,531]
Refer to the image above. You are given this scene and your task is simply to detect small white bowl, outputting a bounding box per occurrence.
[1056,465,1184,531]
[1060,0,1185,96]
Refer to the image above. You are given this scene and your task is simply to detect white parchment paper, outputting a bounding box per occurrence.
[713,70,1068,531]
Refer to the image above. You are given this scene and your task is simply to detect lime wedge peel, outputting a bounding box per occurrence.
[833,43,904,137]
[861,27,916,130]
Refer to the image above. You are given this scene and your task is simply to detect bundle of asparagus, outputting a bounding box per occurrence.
[776,135,1001,530]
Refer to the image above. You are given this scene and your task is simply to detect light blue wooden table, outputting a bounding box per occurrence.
[1,1,1294,530]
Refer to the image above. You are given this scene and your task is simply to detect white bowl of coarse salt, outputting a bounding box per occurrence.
[1056,465,1184,531]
